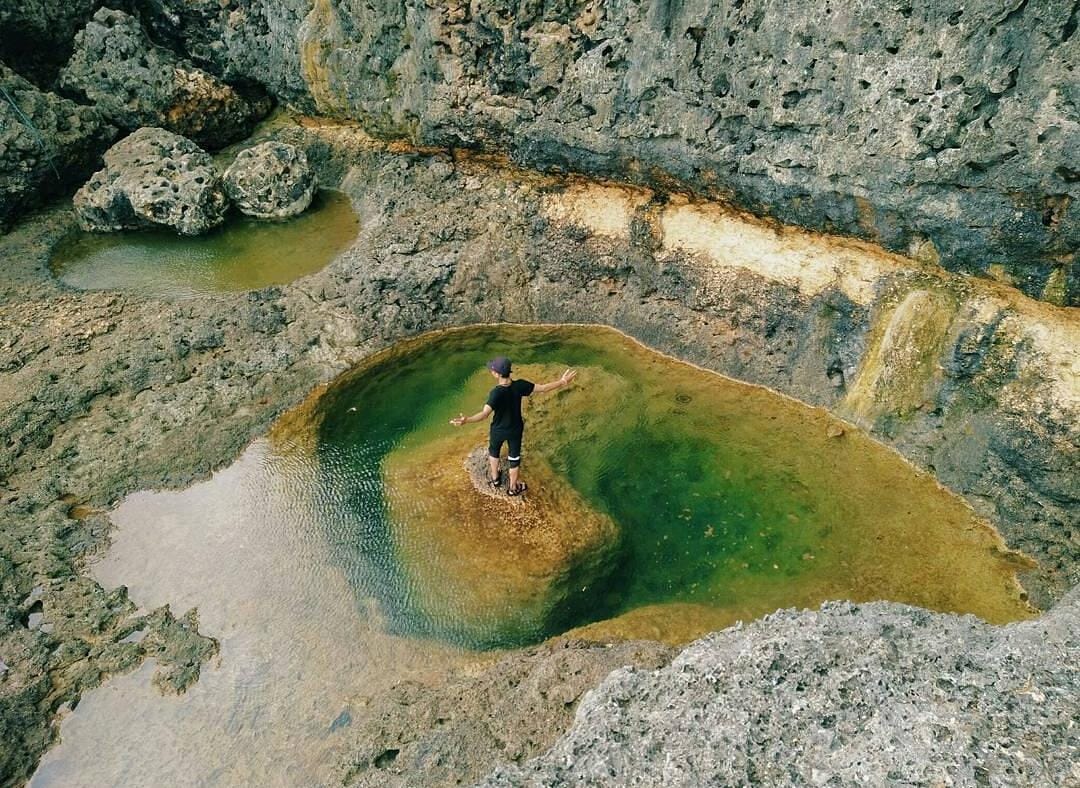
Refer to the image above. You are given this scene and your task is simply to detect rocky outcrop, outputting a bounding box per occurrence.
[59,8,269,150]
[223,141,316,219]
[382,433,620,647]
[73,127,227,235]
[136,0,237,74]
[483,588,1080,786]
[194,0,1079,305]
[343,638,674,787]
[0,63,115,229]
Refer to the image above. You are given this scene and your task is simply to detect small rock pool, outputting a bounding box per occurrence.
[49,190,358,298]
[32,324,1034,786]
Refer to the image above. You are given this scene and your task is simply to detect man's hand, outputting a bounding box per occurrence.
[535,368,578,394]
[450,413,467,426]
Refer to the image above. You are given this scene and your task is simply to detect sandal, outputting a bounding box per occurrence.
[507,482,527,497]
[489,474,502,488]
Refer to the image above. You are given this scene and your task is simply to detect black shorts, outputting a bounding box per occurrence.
[489,430,524,467]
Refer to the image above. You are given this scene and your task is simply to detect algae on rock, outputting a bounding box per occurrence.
[842,288,958,427]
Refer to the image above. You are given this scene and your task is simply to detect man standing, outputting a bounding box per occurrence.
[450,356,576,496]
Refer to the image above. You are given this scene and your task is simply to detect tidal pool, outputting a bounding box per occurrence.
[297,324,1034,647]
[33,324,1034,787]
[50,190,358,298]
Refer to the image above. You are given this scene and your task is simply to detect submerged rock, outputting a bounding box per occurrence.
[0,63,115,229]
[73,127,227,236]
[382,435,620,648]
[59,8,269,150]
[223,141,317,219]
[484,587,1080,786]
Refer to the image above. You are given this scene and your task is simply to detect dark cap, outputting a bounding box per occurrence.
[487,356,512,376]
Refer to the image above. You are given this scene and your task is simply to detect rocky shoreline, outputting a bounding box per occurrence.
[0,116,1077,784]
[0,113,1075,781]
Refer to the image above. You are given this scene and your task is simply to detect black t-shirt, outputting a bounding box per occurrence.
[486,379,534,433]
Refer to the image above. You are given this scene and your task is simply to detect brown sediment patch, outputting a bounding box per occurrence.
[382,429,619,645]
[563,602,746,646]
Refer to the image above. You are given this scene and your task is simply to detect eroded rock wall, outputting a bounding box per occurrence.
[0,65,116,229]
[177,0,1079,304]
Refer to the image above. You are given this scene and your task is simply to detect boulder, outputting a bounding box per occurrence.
[73,127,227,236]
[0,63,115,229]
[382,435,620,648]
[223,141,317,219]
[58,8,269,150]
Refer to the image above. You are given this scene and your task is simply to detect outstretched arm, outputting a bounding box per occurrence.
[450,404,493,426]
[533,368,577,394]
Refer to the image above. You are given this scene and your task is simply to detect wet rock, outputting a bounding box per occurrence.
[58,8,269,150]
[382,435,619,647]
[484,589,1080,787]
[0,63,115,229]
[344,638,674,787]
[223,141,317,220]
[73,127,228,236]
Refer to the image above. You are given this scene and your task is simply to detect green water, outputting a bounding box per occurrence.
[50,191,358,298]
[290,324,1031,648]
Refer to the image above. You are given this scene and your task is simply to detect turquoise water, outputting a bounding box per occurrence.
[278,324,1030,648]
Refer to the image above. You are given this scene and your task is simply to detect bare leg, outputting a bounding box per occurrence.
[508,465,521,491]
[488,455,500,483]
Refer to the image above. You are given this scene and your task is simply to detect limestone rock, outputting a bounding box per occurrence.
[202,0,1078,303]
[136,0,233,74]
[382,435,619,648]
[0,63,115,229]
[73,127,227,236]
[223,141,317,219]
[343,638,673,787]
[58,8,269,150]
[483,588,1080,786]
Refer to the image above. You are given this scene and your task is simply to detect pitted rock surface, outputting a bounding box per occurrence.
[482,588,1080,787]
[2,120,1078,785]
[73,127,227,236]
[223,141,317,219]
[193,0,1079,304]
[343,638,674,787]
[0,64,115,229]
[59,8,269,149]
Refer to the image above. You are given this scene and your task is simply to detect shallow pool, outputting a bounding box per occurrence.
[32,324,1034,787]
[50,191,358,298]
[295,324,1034,647]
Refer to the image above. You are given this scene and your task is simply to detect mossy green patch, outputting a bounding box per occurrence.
[50,191,358,298]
